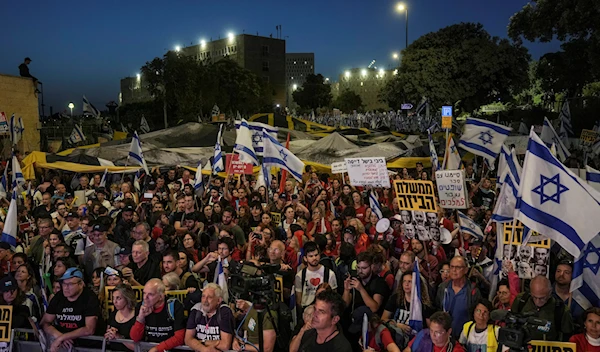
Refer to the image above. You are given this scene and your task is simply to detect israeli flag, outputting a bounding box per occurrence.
[9,114,23,145]
[491,172,519,223]
[369,191,383,219]
[262,129,304,181]
[69,124,86,144]
[128,131,150,175]
[235,120,278,155]
[457,211,484,240]
[427,129,440,171]
[0,167,7,200]
[234,119,259,165]
[213,124,225,173]
[409,257,423,333]
[12,155,25,189]
[558,100,573,141]
[586,166,600,192]
[214,257,229,302]
[515,129,600,258]
[571,235,600,310]
[194,161,204,194]
[83,95,100,119]
[120,123,128,133]
[1,188,18,247]
[541,116,570,162]
[442,137,462,170]
[211,104,220,117]
[518,121,528,135]
[289,285,297,330]
[458,118,512,165]
[255,162,270,191]
[100,168,108,188]
[140,115,150,134]
[497,145,522,190]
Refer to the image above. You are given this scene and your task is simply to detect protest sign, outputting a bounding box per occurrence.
[345,157,390,188]
[529,340,576,352]
[226,154,253,175]
[271,212,282,227]
[0,113,8,135]
[580,129,598,147]
[435,170,469,209]
[0,306,12,342]
[393,180,438,212]
[331,161,347,174]
[502,220,551,280]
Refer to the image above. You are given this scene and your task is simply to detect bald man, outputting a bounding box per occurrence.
[511,275,574,341]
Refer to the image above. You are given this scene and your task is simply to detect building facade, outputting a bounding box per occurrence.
[120,34,286,108]
[286,53,315,106]
[0,74,40,153]
[332,67,395,111]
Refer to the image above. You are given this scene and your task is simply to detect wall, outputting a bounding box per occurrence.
[0,74,40,152]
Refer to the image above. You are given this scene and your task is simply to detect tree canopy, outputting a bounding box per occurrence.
[292,74,333,111]
[380,22,530,113]
[334,89,363,113]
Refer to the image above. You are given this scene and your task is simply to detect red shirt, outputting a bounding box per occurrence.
[355,205,368,224]
[354,233,370,254]
[307,220,331,236]
[367,325,395,351]
[570,334,600,352]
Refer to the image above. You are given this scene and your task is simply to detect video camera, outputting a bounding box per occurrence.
[491,310,552,351]
[228,261,280,308]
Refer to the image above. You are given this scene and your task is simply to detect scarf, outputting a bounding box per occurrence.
[587,334,600,347]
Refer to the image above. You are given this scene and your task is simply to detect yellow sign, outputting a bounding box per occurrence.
[0,305,12,342]
[580,129,598,146]
[503,220,550,248]
[273,275,284,302]
[442,115,453,130]
[393,180,438,212]
[271,212,282,227]
[529,340,576,351]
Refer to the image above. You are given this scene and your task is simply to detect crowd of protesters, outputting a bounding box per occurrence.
[0,156,598,352]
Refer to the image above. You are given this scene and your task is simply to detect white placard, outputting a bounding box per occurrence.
[331,161,347,174]
[345,157,390,188]
[435,170,468,209]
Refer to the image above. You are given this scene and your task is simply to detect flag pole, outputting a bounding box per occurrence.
[279,132,291,194]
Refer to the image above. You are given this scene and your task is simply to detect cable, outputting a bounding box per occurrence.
[235,302,260,352]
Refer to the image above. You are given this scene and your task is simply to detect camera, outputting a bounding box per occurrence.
[491,310,551,351]
[228,261,279,307]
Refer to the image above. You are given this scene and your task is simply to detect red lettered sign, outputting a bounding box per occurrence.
[226,154,253,175]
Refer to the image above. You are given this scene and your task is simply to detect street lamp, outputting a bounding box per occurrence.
[200,39,206,48]
[361,69,367,77]
[175,45,181,52]
[344,71,351,79]
[136,73,141,81]
[292,84,298,91]
[392,52,399,60]
[396,2,408,49]
[68,102,74,117]
[228,32,235,43]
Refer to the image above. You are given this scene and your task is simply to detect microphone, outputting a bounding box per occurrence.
[490,309,509,321]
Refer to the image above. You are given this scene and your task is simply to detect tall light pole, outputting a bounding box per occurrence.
[396,3,408,49]
[68,102,74,117]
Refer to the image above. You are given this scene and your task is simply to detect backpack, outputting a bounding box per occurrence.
[514,292,564,334]
[301,264,330,296]
[166,298,178,321]
[374,322,409,350]
[269,302,294,352]
[318,255,345,293]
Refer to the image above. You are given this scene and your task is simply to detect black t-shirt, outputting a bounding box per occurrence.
[107,309,136,351]
[298,329,351,352]
[350,275,391,315]
[46,287,100,333]
[472,189,496,210]
[128,257,161,285]
[186,304,234,341]
[134,300,185,342]
[32,205,53,220]
[384,293,435,325]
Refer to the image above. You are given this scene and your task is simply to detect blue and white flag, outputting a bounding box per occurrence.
[69,124,86,144]
[100,168,108,188]
[140,115,150,134]
[369,191,383,219]
[235,120,278,155]
[518,121,528,135]
[9,114,23,145]
[194,161,204,195]
[128,131,149,175]
[0,167,7,200]
[442,137,462,170]
[458,117,512,165]
[558,100,573,142]
[541,116,570,162]
[515,129,600,258]
[571,235,600,310]
[586,166,600,193]
[234,119,259,165]
[415,97,428,116]
[213,124,225,173]
[409,257,424,333]
[458,211,484,240]
[497,145,522,190]
[214,257,229,302]
[83,95,100,119]
[0,188,18,247]
[361,312,369,350]
[491,172,519,223]
[211,104,220,118]
[120,123,128,133]
[12,155,25,189]
[255,162,270,191]
[427,129,440,172]
[289,285,297,330]
[263,129,304,181]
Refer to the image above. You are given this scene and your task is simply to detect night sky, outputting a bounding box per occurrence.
[1,0,560,115]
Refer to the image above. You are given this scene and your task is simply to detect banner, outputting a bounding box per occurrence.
[331,161,347,174]
[393,180,438,212]
[345,157,390,188]
[226,154,253,175]
[580,129,598,147]
[435,170,469,209]
[529,340,576,352]
[0,113,8,135]
[502,221,550,280]
[0,305,11,342]
[271,212,282,227]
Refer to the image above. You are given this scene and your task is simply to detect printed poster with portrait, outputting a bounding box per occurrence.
[501,220,551,280]
[397,209,442,242]
[393,180,442,243]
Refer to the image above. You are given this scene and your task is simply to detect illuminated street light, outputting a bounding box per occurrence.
[379,69,385,77]
[200,39,206,48]
[392,52,399,59]
[276,104,280,108]
[396,3,406,12]
[136,73,141,80]
[68,102,75,117]
[345,71,351,79]
[175,45,181,52]
[228,32,235,42]
[292,84,298,91]
[395,2,409,49]
[325,77,330,82]
[361,69,367,77]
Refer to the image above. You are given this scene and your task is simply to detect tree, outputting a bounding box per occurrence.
[334,89,363,113]
[292,74,332,111]
[380,22,530,113]
[508,0,600,95]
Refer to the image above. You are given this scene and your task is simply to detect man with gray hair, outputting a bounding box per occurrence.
[131,222,159,259]
[185,283,234,351]
[123,240,161,286]
[131,278,185,352]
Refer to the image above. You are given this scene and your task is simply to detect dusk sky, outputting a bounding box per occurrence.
[1,0,560,114]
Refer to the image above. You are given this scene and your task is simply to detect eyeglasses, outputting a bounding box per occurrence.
[431,330,447,337]
[439,269,449,274]
[475,309,489,315]
[450,265,466,270]
[498,291,510,296]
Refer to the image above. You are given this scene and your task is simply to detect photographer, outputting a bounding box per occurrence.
[231,299,277,352]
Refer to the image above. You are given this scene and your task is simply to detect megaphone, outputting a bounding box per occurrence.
[376,218,393,236]
[439,227,452,245]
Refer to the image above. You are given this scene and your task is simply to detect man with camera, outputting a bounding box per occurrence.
[295,241,338,310]
[343,251,390,314]
[231,299,278,352]
[511,275,574,341]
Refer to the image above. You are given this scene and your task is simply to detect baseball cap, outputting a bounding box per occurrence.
[59,268,83,281]
[348,306,373,334]
[279,193,287,200]
[0,242,11,250]
[122,205,135,213]
[119,247,132,256]
[344,226,357,236]
[104,266,122,278]
[66,212,79,219]
[0,276,17,292]
[64,193,74,199]
[92,223,108,232]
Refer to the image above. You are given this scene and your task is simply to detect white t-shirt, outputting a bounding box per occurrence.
[459,325,502,352]
[294,265,337,307]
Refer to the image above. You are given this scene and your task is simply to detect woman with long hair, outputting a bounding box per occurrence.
[306,206,331,240]
[105,284,137,351]
[14,264,42,321]
[182,233,200,263]
[381,271,433,338]
[0,276,34,328]
[351,190,371,225]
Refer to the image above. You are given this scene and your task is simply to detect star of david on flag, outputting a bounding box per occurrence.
[515,128,600,258]
[571,235,600,310]
[235,120,278,156]
[457,211,484,240]
[458,118,512,166]
[540,116,571,162]
[262,129,304,181]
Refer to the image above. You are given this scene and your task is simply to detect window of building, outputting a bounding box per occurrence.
[262,61,269,72]
[262,76,270,83]
[262,45,269,56]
